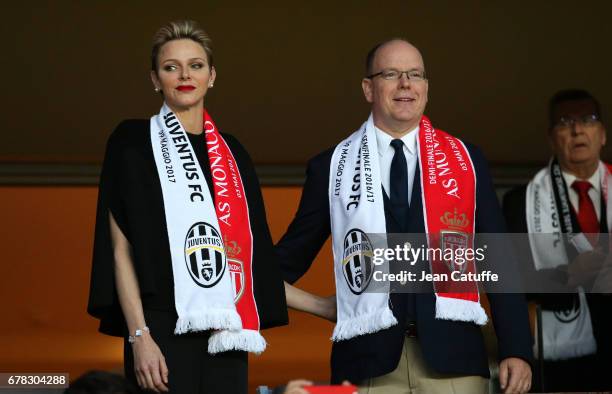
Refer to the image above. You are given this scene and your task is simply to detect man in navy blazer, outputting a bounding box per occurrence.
[276,39,533,393]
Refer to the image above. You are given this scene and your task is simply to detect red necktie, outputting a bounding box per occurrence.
[571,180,599,244]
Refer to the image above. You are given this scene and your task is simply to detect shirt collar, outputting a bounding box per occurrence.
[562,167,601,193]
[375,125,419,157]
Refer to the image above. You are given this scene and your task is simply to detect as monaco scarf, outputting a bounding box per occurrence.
[151,103,265,354]
[330,114,486,341]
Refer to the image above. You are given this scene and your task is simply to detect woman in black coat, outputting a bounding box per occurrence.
[88,20,333,394]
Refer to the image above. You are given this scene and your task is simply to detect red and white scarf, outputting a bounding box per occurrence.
[329,114,486,341]
[417,116,487,325]
[150,103,264,353]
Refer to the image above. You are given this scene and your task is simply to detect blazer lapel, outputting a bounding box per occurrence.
[382,186,403,232]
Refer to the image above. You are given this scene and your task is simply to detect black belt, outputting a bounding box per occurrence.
[405,322,417,338]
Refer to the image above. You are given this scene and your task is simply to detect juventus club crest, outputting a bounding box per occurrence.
[554,296,581,323]
[342,229,374,294]
[184,222,226,288]
[440,230,469,274]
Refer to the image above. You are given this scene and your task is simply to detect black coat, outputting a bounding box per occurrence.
[276,142,533,383]
[503,184,612,363]
[88,119,288,336]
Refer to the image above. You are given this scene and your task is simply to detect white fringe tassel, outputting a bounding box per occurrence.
[331,307,398,342]
[174,309,242,335]
[208,329,267,355]
[435,296,488,326]
[535,334,597,361]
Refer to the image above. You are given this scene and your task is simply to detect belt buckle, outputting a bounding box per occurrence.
[405,322,417,338]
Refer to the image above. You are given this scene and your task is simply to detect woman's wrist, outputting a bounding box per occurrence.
[316,295,335,321]
[128,325,150,344]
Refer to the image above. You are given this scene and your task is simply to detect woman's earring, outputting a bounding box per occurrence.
[154,87,160,92]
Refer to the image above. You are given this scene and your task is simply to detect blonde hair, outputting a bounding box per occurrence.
[151,20,213,72]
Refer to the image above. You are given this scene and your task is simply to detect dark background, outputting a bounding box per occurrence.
[2,1,611,166]
[1,2,610,389]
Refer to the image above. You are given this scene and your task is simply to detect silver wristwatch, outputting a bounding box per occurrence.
[128,326,150,344]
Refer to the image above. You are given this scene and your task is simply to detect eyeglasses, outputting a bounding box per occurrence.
[366,68,427,81]
[553,114,601,132]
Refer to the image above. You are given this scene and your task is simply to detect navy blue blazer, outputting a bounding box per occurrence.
[276,141,533,383]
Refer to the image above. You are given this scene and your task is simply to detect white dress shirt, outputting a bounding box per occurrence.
[375,125,419,204]
[562,169,602,220]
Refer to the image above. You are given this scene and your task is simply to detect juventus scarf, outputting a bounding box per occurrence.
[150,103,265,354]
[329,114,486,342]
[526,159,611,270]
[526,159,612,359]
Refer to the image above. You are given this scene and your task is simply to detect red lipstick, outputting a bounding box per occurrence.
[177,85,196,92]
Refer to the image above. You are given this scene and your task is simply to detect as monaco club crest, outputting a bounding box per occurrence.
[342,229,374,294]
[440,231,469,274]
[184,222,226,288]
[440,209,471,274]
[226,240,245,303]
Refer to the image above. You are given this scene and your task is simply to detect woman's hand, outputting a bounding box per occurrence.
[320,294,337,322]
[283,379,313,394]
[283,379,353,394]
[132,332,169,392]
[285,282,337,322]
[110,212,168,392]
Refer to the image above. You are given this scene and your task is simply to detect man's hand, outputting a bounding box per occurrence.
[568,249,606,288]
[592,253,612,293]
[499,357,531,393]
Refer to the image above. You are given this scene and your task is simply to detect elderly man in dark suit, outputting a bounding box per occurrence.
[503,89,611,392]
[277,39,533,394]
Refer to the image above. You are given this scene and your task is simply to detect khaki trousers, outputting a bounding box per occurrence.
[359,336,489,394]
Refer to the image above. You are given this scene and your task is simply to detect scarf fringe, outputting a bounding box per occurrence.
[435,296,488,326]
[208,329,267,354]
[174,309,242,335]
[537,334,597,361]
[331,307,398,342]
